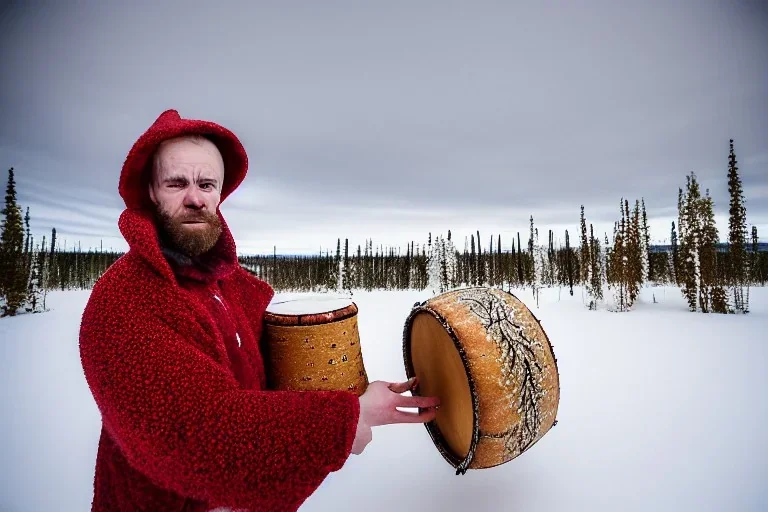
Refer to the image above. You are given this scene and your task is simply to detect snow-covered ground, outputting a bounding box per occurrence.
[1,285,767,511]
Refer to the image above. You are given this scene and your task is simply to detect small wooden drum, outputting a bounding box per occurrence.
[262,294,369,396]
[403,287,560,474]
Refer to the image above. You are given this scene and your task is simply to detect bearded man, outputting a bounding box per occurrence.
[79,110,439,512]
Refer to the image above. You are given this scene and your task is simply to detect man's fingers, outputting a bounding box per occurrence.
[390,407,438,424]
[394,394,440,409]
[387,376,418,394]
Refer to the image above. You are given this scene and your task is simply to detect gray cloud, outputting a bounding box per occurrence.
[0,1,766,254]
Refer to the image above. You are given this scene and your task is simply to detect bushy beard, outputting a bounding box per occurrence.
[154,206,222,258]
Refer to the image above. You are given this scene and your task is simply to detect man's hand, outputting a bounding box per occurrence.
[351,377,440,455]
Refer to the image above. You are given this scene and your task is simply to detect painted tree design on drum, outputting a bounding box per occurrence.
[458,288,546,458]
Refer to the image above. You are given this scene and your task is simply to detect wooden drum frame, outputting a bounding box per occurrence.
[262,297,369,396]
[403,287,560,474]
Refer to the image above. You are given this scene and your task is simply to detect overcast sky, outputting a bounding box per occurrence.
[1,1,766,255]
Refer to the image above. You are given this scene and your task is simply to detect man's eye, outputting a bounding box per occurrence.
[201,183,214,189]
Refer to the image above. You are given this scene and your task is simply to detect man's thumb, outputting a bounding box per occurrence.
[387,376,418,394]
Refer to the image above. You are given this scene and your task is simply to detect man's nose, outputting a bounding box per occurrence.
[183,186,206,209]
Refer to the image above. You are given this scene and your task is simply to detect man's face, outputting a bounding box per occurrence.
[148,136,225,257]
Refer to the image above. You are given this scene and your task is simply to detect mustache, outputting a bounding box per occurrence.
[178,211,218,223]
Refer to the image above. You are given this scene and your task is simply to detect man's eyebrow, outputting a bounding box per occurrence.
[162,175,220,184]
[162,175,188,183]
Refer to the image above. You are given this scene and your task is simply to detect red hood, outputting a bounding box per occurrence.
[117,109,248,283]
[119,109,248,210]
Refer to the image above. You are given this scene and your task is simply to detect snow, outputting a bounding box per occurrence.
[1,286,768,511]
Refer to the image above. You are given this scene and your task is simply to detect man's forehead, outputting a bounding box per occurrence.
[156,159,222,178]
[154,146,224,180]
[156,137,224,168]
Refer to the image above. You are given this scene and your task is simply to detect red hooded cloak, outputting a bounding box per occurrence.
[79,109,360,512]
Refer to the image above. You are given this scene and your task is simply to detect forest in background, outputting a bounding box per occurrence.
[1,139,765,316]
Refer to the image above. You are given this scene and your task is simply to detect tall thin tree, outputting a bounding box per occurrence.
[726,138,748,312]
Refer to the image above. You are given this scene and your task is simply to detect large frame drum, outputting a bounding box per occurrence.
[262,295,369,396]
[403,287,560,474]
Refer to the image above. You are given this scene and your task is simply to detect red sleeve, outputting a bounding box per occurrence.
[79,283,360,511]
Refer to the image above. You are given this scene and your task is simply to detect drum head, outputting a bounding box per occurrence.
[265,294,357,326]
[266,293,353,315]
[408,311,474,462]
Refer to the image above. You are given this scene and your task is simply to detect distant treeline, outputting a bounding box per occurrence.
[1,139,763,316]
[239,224,767,297]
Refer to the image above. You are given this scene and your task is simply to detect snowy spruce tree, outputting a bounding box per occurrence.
[627,200,642,305]
[579,205,590,287]
[677,173,728,313]
[588,223,603,310]
[444,230,457,290]
[700,189,729,313]
[0,167,28,316]
[529,217,543,307]
[426,233,441,294]
[678,177,701,312]
[25,237,46,313]
[565,229,574,296]
[609,215,626,311]
[335,238,344,293]
[534,227,547,305]
[640,198,650,285]
[476,230,486,286]
[670,221,679,286]
[748,226,758,306]
[726,139,748,313]
[424,232,456,295]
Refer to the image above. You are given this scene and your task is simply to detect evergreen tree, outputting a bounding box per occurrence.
[23,208,32,289]
[335,238,343,292]
[470,234,476,286]
[547,230,555,287]
[670,221,679,285]
[477,230,485,286]
[516,232,524,286]
[726,138,748,313]
[497,233,502,288]
[529,216,539,303]
[44,228,56,310]
[679,175,701,311]
[700,189,728,313]
[26,238,45,313]
[628,200,641,305]
[440,236,449,292]
[446,232,457,290]
[489,234,495,287]
[565,229,574,296]
[342,238,350,293]
[588,223,603,309]
[641,198,650,285]
[0,168,27,316]
[579,205,590,286]
[426,234,446,294]
[532,225,542,307]
[608,202,629,311]
[748,226,758,306]
[677,173,726,313]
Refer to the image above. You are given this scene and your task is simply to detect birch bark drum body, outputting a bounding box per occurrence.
[403,287,560,474]
[262,295,369,396]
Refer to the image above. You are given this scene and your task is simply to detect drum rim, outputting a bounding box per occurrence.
[402,301,480,476]
[264,302,358,326]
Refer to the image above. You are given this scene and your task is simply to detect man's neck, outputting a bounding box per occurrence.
[156,228,235,284]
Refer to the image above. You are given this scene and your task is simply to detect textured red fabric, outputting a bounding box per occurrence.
[79,110,360,512]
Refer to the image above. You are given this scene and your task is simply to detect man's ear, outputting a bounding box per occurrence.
[148,183,157,205]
